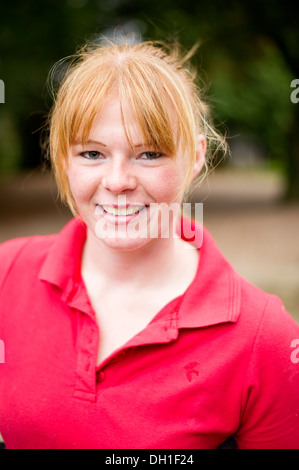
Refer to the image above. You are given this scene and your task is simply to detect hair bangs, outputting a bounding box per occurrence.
[118,62,176,156]
[66,65,119,149]
[117,55,199,191]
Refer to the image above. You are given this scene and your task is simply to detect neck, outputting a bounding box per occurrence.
[82,229,187,290]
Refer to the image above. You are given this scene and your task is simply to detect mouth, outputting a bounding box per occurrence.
[95,204,149,224]
[101,204,146,216]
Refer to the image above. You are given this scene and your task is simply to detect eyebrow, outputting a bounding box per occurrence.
[73,140,148,148]
[73,139,107,147]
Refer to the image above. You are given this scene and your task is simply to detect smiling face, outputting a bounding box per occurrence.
[67,96,196,251]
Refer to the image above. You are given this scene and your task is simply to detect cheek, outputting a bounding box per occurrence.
[67,166,98,204]
[144,165,184,203]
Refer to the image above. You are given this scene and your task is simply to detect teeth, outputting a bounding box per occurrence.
[101,205,145,216]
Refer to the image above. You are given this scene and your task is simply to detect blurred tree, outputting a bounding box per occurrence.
[240,0,299,198]
[0,0,99,170]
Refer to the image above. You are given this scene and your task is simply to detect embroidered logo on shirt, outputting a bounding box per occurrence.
[184,361,200,382]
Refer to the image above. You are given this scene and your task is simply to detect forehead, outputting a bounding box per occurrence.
[75,94,178,152]
[91,97,139,138]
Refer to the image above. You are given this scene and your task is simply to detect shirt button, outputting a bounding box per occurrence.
[98,370,105,381]
[115,351,126,361]
[87,328,96,344]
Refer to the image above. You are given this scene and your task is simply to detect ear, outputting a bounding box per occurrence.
[191,134,206,180]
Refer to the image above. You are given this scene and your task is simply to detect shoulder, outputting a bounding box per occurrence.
[200,222,297,336]
[237,274,298,342]
[236,274,299,395]
[0,233,57,291]
[223,272,299,447]
[236,282,299,447]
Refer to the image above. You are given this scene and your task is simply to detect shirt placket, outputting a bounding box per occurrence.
[61,279,181,403]
[62,279,99,402]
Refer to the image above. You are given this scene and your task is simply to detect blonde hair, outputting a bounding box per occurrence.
[46,37,227,214]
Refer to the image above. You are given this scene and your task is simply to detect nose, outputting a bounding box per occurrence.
[102,157,138,194]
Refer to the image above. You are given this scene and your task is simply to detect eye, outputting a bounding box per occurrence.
[80,151,104,160]
[139,151,164,160]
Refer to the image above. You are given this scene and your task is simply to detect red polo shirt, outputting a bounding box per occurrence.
[0,218,299,449]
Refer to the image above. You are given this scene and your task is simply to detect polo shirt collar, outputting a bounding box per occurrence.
[38,217,241,329]
[38,217,86,291]
[178,223,241,328]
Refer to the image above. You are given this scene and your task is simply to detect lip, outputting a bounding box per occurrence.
[95,204,149,225]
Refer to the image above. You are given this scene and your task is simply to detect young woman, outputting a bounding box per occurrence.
[0,38,299,449]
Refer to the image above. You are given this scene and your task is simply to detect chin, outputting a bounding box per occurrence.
[97,234,155,253]
[93,211,154,252]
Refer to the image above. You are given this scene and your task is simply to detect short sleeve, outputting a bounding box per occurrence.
[236,295,299,449]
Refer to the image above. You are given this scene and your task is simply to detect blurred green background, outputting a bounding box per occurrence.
[0,0,298,322]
